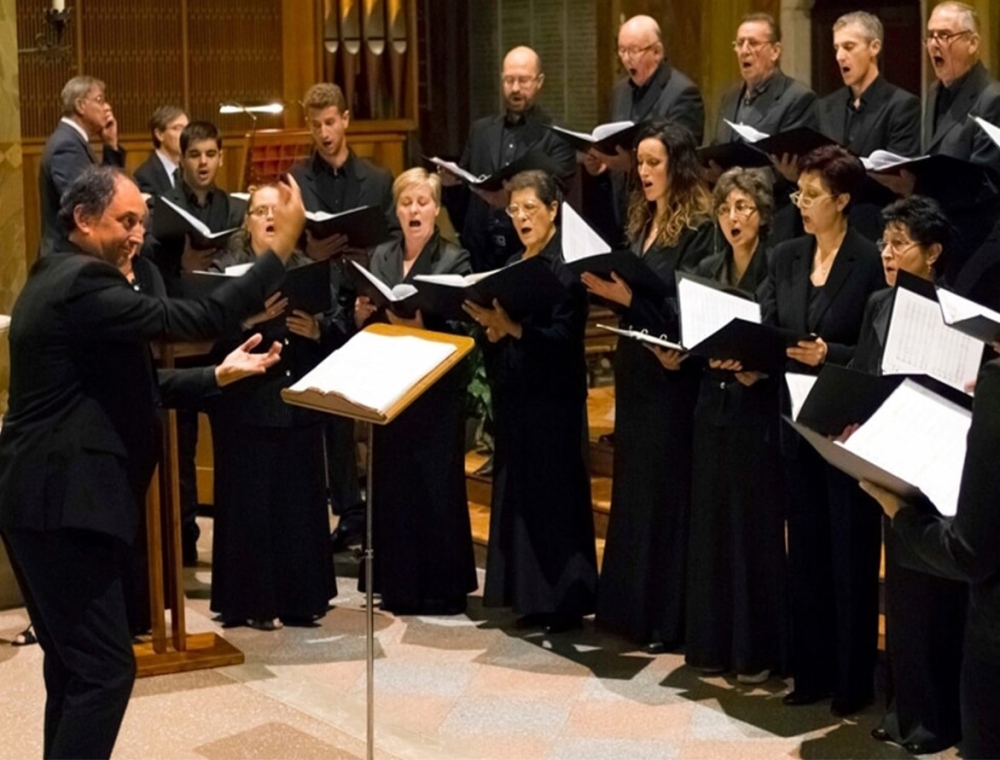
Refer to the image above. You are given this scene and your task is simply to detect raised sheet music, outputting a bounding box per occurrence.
[936,287,1000,344]
[548,121,638,154]
[788,379,971,516]
[862,150,929,172]
[882,279,983,393]
[426,148,565,192]
[677,274,761,349]
[412,256,567,322]
[304,205,389,249]
[283,330,457,421]
[697,141,772,170]
[151,196,239,249]
[349,260,421,317]
[787,364,901,436]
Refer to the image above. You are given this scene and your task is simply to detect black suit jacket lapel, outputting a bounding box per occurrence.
[789,241,812,331]
[811,229,859,327]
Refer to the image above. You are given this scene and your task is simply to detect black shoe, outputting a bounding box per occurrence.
[830,695,873,717]
[330,523,362,552]
[544,616,582,634]
[515,613,548,629]
[645,641,668,654]
[783,689,831,706]
[870,727,892,743]
[280,615,321,628]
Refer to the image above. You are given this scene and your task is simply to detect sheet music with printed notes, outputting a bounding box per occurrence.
[677,276,761,350]
[881,287,982,393]
[839,380,970,516]
[287,331,457,415]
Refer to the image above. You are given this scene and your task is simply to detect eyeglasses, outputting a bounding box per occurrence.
[717,201,758,219]
[789,190,832,209]
[877,238,920,256]
[501,75,538,87]
[505,201,543,218]
[924,29,973,46]
[732,37,772,52]
[617,43,656,59]
[248,205,276,218]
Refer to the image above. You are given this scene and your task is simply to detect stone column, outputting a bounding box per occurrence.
[0,0,26,610]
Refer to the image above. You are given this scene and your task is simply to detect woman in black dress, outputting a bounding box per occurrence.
[208,184,336,630]
[850,196,967,755]
[760,145,884,715]
[354,168,477,615]
[680,167,788,682]
[463,170,598,634]
[584,121,714,651]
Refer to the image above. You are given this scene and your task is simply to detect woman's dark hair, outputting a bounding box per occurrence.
[58,165,125,231]
[882,195,954,267]
[625,120,712,247]
[713,166,774,238]
[506,169,562,207]
[796,144,865,201]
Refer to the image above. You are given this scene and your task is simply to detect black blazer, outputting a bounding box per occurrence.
[817,76,921,158]
[714,69,818,144]
[610,62,705,144]
[133,151,175,197]
[893,358,1000,663]
[924,62,1000,173]
[38,121,126,257]
[0,245,284,544]
[760,226,884,369]
[847,287,893,375]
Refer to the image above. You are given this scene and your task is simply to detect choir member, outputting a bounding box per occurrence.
[681,168,787,681]
[353,168,478,615]
[292,82,396,552]
[463,170,598,634]
[440,47,576,272]
[133,105,188,196]
[586,121,714,651]
[582,14,704,243]
[207,184,336,631]
[862,356,1000,759]
[849,196,967,755]
[759,145,884,715]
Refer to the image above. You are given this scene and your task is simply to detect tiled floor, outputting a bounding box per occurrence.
[0,519,961,760]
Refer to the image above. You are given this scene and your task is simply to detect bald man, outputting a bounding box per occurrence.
[443,46,575,272]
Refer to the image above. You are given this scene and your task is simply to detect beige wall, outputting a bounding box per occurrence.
[0,0,24,609]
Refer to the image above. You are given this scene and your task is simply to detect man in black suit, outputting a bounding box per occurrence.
[441,46,576,273]
[582,14,705,243]
[291,82,396,551]
[817,12,920,158]
[133,105,189,197]
[713,13,817,144]
[39,76,126,258]
[0,166,303,758]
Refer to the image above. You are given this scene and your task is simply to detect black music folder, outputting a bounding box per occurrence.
[684,319,804,372]
[548,121,639,154]
[565,251,671,299]
[697,141,772,170]
[348,260,423,319]
[151,196,239,249]
[427,148,567,192]
[304,205,389,249]
[753,127,837,157]
[794,364,902,436]
[936,286,1000,344]
[412,256,567,322]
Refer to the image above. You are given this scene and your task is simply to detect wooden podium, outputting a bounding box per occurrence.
[134,341,244,677]
[282,323,475,759]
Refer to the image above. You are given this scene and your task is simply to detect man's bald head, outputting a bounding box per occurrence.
[618,14,664,86]
[501,46,544,114]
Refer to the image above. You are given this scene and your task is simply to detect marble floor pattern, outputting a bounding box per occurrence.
[0,518,962,760]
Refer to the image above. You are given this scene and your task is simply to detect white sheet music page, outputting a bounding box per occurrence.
[785,373,818,421]
[974,116,1000,150]
[158,196,213,237]
[839,379,970,516]
[937,287,1000,328]
[724,119,769,143]
[289,332,456,414]
[881,287,982,393]
[560,203,611,263]
[677,277,761,349]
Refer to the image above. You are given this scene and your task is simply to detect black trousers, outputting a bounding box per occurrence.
[784,445,882,705]
[324,416,363,528]
[176,408,201,550]
[961,643,1000,759]
[2,528,135,759]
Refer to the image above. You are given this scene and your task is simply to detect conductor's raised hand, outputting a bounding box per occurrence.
[463,298,522,342]
[214,333,282,387]
[580,271,632,307]
[270,174,307,261]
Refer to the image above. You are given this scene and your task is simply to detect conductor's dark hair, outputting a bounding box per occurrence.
[507,170,562,207]
[148,105,187,148]
[797,144,865,201]
[58,165,126,232]
[180,120,222,154]
[882,195,954,266]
